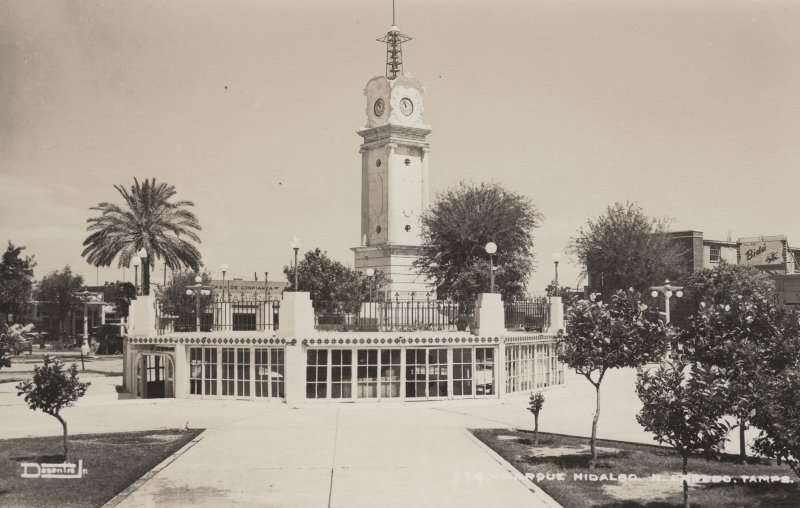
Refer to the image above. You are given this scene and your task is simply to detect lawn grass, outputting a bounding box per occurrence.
[0,428,203,508]
[472,429,800,507]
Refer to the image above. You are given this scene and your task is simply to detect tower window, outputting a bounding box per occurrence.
[376,225,382,234]
[404,158,411,166]
[376,159,382,167]
[405,225,411,232]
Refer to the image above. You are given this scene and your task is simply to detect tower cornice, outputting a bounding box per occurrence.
[357,124,432,145]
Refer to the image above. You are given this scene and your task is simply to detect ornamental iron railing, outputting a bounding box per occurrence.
[312,299,474,332]
[156,293,279,334]
[504,296,549,332]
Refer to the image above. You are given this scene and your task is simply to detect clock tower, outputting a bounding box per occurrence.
[352,23,433,298]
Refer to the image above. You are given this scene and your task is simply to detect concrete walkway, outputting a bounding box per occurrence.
[110,404,553,508]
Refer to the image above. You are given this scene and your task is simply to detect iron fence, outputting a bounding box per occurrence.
[504,297,549,332]
[312,299,474,332]
[156,294,279,334]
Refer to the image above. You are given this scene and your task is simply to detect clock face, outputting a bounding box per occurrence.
[400,97,414,116]
[373,98,386,117]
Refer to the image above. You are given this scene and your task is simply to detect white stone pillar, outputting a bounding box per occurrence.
[421,147,430,209]
[278,292,315,407]
[545,296,564,334]
[387,142,398,244]
[496,338,506,398]
[130,295,157,337]
[174,346,188,399]
[277,292,315,339]
[284,342,305,407]
[472,293,506,337]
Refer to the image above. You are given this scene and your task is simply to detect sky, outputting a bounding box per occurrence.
[2,0,800,293]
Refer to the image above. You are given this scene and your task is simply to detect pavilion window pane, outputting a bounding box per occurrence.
[306,349,328,399]
[357,349,378,398]
[204,348,217,395]
[255,348,268,398]
[332,349,353,399]
[270,348,285,398]
[475,347,495,396]
[237,348,250,397]
[428,348,447,398]
[405,349,426,398]
[190,347,203,395]
[221,348,235,396]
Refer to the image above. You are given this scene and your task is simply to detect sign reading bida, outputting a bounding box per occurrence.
[738,238,785,268]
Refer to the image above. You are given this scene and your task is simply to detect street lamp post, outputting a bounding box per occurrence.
[137,247,148,296]
[290,237,301,291]
[552,253,561,294]
[220,263,229,301]
[75,289,95,342]
[650,279,684,323]
[366,268,375,302]
[132,257,140,296]
[186,276,212,333]
[485,242,498,293]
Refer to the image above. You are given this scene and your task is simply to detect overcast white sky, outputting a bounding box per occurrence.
[2,0,799,293]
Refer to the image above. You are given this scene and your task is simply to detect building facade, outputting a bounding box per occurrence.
[587,230,800,305]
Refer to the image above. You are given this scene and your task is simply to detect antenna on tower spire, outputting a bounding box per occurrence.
[377,0,411,80]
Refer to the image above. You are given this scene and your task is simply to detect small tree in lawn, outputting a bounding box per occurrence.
[751,366,800,479]
[527,392,545,445]
[16,356,90,460]
[557,288,669,468]
[677,280,794,463]
[636,361,733,508]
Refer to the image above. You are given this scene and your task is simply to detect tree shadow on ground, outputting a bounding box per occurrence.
[594,501,677,508]
[9,454,65,463]
[521,450,631,470]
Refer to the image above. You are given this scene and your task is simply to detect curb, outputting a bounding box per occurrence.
[102,430,206,508]
[462,428,563,508]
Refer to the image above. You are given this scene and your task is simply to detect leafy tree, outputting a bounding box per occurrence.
[102,281,136,318]
[527,392,545,445]
[677,267,793,462]
[283,248,386,306]
[158,270,213,323]
[557,289,669,468]
[568,202,687,297]
[751,366,800,479]
[36,267,84,337]
[16,356,90,459]
[1,323,17,370]
[675,262,775,324]
[82,178,203,296]
[416,181,542,301]
[0,241,36,324]
[544,279,580,311]
[636,361,733,508]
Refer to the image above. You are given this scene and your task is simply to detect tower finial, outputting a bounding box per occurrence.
[377,1,411,80]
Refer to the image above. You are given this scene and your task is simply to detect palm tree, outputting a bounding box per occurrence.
[82,178,202,295]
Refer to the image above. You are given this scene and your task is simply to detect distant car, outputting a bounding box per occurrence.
[94,323,126,355]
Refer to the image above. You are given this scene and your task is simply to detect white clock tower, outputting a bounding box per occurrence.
[352,23,433,298]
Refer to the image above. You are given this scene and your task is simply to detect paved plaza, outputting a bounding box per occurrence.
[0,359,757,507]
